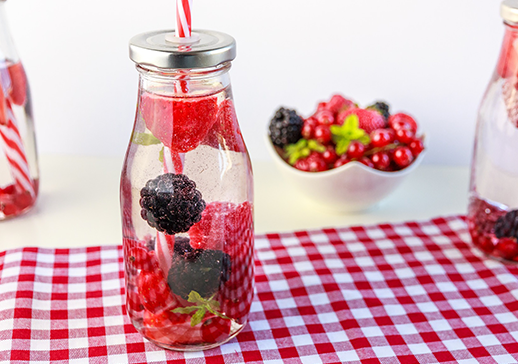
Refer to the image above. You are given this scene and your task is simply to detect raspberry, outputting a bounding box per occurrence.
[7,62,27,106]
[338,108,386,133]
[494,210,518,240]
[139,173,206,235]
[268,107,304,148]
[201,317,232,344]
[325,94,355,116]
[140,92,218,152]
[495,237,518,260]
[204,99,246,153]
[138,269,172,312]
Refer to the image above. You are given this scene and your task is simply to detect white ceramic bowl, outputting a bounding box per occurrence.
[266,136,425,212]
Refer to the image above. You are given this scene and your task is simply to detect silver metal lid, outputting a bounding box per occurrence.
[129,29,236,69]
[502,0,518,24]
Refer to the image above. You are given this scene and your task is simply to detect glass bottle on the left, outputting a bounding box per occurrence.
[0,0,38,220]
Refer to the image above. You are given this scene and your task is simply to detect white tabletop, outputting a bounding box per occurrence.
[1,155,470,249]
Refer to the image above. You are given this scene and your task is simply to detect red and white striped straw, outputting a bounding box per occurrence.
[176,0,192,38]
[0,99,35,197]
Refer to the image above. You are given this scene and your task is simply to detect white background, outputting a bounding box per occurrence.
[6,0,502,165]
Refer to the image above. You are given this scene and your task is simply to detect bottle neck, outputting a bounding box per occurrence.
[497,22,518,79]
[0,2,19,63]
[137,62,231,97]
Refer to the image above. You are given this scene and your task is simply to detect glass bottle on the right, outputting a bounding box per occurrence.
[468,0,518,262]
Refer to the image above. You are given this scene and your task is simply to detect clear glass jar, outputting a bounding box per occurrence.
[121,30,254,351]
[468,1,518,262]
[0,0,38,219]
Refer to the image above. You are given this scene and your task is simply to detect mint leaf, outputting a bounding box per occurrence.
[284,139,325,165]
[172,306,198,315]
[132,132,161,146]
[191,307,206,327]
[330,115,370,156]
[188,291,204,304]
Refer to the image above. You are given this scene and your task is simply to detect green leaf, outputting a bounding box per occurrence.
[188,291,204,304]
[172,307,198,315]
[307,140,326,153]
[159,147,164,164]
[190,308,206,327]
[329,114,370,156]
[132,132,161,146]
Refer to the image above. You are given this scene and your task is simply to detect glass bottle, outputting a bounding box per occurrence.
[468,0,518,262]
[0,0,38,219]
[121,30,254,350]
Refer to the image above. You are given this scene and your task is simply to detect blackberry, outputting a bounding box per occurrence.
[168,237,231,299]
[139,173,206,235]
[367,101,390,121]
[268,107,304,148]
[495,210,518,240]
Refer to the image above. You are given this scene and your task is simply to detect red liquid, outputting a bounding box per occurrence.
[123,201,254,349]
[467,196,518,262]
[0,180,38,219]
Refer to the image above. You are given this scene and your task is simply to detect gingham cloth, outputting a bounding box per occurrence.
[2,215,518,363]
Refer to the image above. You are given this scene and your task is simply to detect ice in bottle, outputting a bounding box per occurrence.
[0,0,38,219]
[468,0,518,262]
[120,30,254,350]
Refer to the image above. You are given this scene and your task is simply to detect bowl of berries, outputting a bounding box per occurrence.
[266,94,425,212]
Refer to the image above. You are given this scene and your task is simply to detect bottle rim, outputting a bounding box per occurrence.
[502,0,518,24]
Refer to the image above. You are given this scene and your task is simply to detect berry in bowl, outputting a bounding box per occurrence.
[266,94,425,212]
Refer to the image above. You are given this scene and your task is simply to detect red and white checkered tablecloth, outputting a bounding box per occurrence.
[2,215,518,363]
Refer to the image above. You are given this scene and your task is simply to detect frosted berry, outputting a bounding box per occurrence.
[393,147,414,168]
[370,129,395,148]
[347,140,365,159]
[314,125,332,144]
[268,107,304,148]
[140,173,206,235]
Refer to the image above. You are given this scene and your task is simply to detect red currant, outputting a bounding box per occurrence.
[370,129,395,148]
[307,152,328,172]
[409,138,424,157]
[371,151,391,170]
[347,141,365,159]
[476,235,497,254]
[389,113,417,132]
[314,125,332,144]
[301,117,317,139]
[393,147,414,168]
[294,158,310,172]
[314,110,335,126]
[334,156,351,168]
[322,146,338,165]
[359,157,374,168]
[395,128,415,144]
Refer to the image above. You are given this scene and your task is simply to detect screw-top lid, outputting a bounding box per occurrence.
[129,29,236,69]
[502,0,518,24]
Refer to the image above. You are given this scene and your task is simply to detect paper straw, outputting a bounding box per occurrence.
[176,0,192,38]
[0,98,35,197]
